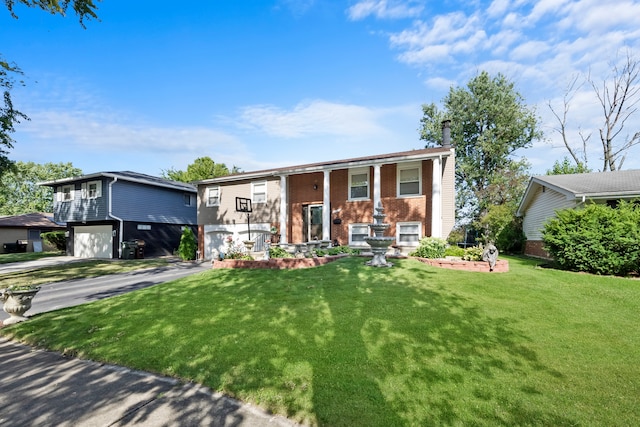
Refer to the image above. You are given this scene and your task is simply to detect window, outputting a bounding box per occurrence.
[349,168,369,200]
[252,181,266,203]
[81,180,102,199]
[60,185,74,202]
[183,193,195,207]
[206,186,220,207]
[397,163,421,197]
[349,223,370,246]
[397,222,421,245]
[137,224,151,230]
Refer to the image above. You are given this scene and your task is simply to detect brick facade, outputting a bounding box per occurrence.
[524,240,551,259]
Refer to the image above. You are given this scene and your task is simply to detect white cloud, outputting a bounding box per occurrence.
[347,0,424,20]
[237,100,391,139]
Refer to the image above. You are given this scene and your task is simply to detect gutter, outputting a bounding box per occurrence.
[108,176,124,258]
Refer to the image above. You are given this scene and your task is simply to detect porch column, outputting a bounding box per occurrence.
[431,157,442,238]
[373,164,381,208]
[279,175,288,243]
[323,170,331,240]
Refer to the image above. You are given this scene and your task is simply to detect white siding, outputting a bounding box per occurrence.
[522,187,577,240]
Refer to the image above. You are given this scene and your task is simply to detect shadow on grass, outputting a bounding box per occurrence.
[5,257,576,426]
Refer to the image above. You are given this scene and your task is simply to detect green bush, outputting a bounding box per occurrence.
[40,231,66,251]
[444,246,465,257]
[462,246,484,261]
[409,237,447,259]
[542,201,640,276]
[269,246,293,259]
[327,245,360,255]
[177,227,197,261]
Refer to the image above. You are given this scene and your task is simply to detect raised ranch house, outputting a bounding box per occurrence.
[196,145,455,261]
[0,212,64,253]
[40,172,197,259]
[517,169,640,258]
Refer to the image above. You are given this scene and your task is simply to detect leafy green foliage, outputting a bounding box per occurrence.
[162,157,239,183]
[444,246,465,257]
[420,71,541,227]
[462,246,484,261]
[542,201,640,275]
[177,227,197,261]
[269,246,293,258]
[546,157,591,175]
[409,237,447,258]
[40,231,66,251]
[0,161,82,215]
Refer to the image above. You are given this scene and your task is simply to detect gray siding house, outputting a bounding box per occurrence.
[40,171,197,258]
[517,170,640,258]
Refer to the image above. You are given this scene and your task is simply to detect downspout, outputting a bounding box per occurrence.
[108,177,124,258]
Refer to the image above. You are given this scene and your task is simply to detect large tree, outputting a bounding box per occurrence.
[0,161,82,215]
[161,157,239,183]
[549,51,640,171]
[420,71,542,242]
[1,0,99,178]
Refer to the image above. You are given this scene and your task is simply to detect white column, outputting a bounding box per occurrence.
[323,170,331,240]
[279,175,288,243]
[431,157,442,238]
[373,164,381,208]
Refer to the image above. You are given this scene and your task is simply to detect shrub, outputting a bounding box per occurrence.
[444,246,465,257]
[542,201,640,276]
[177,227,197,261]
[409,237,447,259]
[462,246,484,261]
[40,231,66,251]
[327,245,360,255]
[269,246,293,259]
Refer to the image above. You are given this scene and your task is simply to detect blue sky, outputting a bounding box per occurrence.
[2,0,640,177]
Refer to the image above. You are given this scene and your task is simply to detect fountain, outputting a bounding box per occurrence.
[364,202,395,267]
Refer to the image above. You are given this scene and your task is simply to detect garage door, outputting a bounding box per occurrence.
[74,225,113,258]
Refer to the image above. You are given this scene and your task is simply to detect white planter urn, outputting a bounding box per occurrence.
[1,287,41,325]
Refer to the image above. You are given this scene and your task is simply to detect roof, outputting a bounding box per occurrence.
[195,147,454,185]
[39,171,196,193]
[517,169,640,215]
[0,213,65,228]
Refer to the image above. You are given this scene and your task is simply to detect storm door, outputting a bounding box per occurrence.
[303,204,323,241]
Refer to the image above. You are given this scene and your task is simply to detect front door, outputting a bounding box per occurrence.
[303,204,323,241]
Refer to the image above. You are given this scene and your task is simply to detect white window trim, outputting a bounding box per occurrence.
[396,221,422,246]
[206,186,220,207]
[349,223,371,246]
[58,185,75,202]
[348,167,370,201]
[81,180,102,199]
[252,181,267,204]
[397,162,422,198]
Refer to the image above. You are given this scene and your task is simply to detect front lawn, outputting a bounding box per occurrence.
[0,251,65,264]
[2,256,639,426]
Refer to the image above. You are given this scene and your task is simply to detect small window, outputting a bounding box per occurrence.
[349,223,370,246]
[349,168,369,200]
[81,180,102,199]
[252,181,266,203]
[61,185,74,202]
[397,222,421,245]
[398,163,421,197]
[206,186,220,207]
[137,224,151,231]
[184,193,195,207]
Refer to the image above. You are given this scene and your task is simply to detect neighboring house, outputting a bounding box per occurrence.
[0,212,65,253]
[517,169,640,258]
[196,144,455,261]
[40,172,197,259]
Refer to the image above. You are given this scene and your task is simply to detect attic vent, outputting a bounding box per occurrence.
[542,186,546,193]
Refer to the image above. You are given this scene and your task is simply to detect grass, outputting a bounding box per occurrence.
[2,256,640,426]
[0,258,169,288]
[0,251,65,264]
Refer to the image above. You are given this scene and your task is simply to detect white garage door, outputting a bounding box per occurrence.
[74,225,113,258]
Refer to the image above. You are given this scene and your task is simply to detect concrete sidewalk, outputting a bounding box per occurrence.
[0,338,298,426]
[0,256,83,274]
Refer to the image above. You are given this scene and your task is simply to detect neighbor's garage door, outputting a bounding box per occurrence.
[73,225,113,258]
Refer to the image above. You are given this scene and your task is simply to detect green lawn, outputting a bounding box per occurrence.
[0,258,170,288]
[2,256,639,426]
[0,251,65,264]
